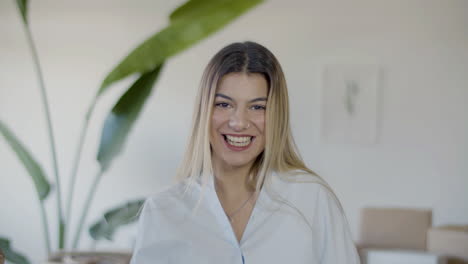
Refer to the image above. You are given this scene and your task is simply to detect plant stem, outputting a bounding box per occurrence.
[65,100,96,247]
[23,24,65,249]
[72,169,103,249]
[39,201,52,254]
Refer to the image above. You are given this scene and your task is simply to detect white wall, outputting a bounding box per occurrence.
[1,0,467,262]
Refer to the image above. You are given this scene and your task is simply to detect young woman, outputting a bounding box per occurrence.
[130,42,360,264]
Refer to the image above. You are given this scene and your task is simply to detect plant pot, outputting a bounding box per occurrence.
[46,251,132,264]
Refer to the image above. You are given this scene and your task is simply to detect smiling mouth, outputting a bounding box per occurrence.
[223,134,254,147]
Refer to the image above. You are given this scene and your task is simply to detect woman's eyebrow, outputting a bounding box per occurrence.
[215,93,233,101]
[215,93,267,103]
[249,97,267,103]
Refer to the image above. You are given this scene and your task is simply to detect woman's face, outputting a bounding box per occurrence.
[210,72,268,171]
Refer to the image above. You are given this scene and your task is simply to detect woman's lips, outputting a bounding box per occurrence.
[222,134,255,151]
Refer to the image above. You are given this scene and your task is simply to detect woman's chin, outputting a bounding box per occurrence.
[217,155,257,170]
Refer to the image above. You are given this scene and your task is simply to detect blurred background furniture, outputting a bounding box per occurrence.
[0,248,4,264]
[360,249,447,264]
[359,207,432,250]
[427,225,468,263]
[47,251,132,264]
[357,207,451,264]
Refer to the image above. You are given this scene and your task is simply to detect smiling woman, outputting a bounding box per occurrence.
[130,42,361,264]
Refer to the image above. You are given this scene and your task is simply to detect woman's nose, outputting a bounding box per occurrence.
[228,108,249,131]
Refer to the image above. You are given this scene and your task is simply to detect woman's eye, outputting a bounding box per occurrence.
[215,102,230,108]
[251,105,266,110]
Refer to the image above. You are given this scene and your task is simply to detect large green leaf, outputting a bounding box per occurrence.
[169,0,231,23]
[15,0,28,25]
[98,0,263,96]
[0,120,51,200]
[89,199,144,241]
[0,237,30,264]
[96,64,164,171]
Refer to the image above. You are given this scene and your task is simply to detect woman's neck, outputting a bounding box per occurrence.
[212,161,254,200]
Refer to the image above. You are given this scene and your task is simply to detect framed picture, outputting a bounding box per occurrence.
[321,64,381,145]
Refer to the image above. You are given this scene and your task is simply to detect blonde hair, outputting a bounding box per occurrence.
[176,41,332,193]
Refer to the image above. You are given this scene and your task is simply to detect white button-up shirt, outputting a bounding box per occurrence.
[130,171,360,264]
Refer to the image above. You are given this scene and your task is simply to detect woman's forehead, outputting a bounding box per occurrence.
[216,72,268,98]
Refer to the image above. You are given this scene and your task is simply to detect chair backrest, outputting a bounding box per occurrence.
[359,207,432,250]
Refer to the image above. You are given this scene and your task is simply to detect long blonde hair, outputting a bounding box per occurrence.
[176,41,330,193]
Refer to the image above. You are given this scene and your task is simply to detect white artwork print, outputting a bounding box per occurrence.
[321,65,380,145]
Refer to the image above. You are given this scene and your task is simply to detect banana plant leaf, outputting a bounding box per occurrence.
[0,120,51,200]
[0,237,30,264]
[96,64,164,171]
[89,199,145,241]
[169,0,235,23]
[15,0,28,24]
[97,0,263,96]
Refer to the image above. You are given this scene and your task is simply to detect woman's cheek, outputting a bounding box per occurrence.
[252,115,265,131]
[211,111,225,127]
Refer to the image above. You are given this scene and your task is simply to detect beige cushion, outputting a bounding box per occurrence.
[359,207,432,250]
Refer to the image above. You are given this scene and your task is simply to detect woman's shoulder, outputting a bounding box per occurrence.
[143,181,192,210]
[272,169,343,213]
[273,169,333,196]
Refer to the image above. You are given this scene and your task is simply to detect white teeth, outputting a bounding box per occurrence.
[225,135,252,147]
[226,135,251,142]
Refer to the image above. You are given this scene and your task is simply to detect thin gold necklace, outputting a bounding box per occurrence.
[226,192,255,223]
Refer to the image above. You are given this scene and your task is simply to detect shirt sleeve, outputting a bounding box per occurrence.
[130,199,153,264]
[316,185,361,264]
[130,196,192,264]
[131,198,179,264]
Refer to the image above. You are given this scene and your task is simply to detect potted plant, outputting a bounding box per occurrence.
[0,0,263,263]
